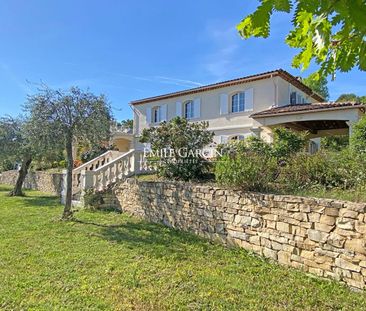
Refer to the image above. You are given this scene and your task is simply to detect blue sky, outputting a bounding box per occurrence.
[0,0,365,121]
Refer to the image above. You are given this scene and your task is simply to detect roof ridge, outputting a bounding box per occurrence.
[130,69,324,105]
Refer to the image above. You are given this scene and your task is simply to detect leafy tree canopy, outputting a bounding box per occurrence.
[302,73,329,100]
[336,93,366,102]
[237,0,366,79]
[25,86,113,218]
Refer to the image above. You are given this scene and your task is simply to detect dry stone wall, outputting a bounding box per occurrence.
[114,179,366,289]
[0,170,63,195]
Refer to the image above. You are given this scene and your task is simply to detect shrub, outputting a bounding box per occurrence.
[139,117,214,181]
[272,127,307,159]
[350,116,366,154]
[215,152,278,192]
[278,149,366,191]
[321,135,349,151]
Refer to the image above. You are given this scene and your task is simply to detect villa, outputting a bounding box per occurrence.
[71,69,365,197]
[113,69,365,154]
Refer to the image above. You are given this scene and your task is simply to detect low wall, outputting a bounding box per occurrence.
[0,170,63,195]
[114,179,366,289]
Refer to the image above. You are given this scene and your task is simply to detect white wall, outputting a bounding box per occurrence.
[131,76,319,149]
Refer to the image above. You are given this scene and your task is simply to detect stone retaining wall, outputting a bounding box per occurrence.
[114,179,366,289]
[0,170,63,195]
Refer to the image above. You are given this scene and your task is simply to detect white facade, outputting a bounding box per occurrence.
[130,71,319,150]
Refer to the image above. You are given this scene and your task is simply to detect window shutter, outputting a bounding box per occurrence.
[160,104,167,122]
[146,107,152,124]
[245,88,254,111]
[175,101,182,117]
[193,98,201,118]
[220,93,229,115]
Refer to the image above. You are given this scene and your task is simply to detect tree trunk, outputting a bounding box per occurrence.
[9,155,32,196]
[62,134,74,219]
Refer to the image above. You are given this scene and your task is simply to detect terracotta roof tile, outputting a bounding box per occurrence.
[250,102,365,118]
[130,69,324,105]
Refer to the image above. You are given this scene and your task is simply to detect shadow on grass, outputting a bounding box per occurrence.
[74,217,211,259]
[19,194,60,208]
[0,185,12,192]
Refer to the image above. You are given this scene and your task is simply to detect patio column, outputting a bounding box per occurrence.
[346,121,354,141]
[250,127,263,138]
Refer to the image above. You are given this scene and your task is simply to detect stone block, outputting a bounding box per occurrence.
[314,222,335,233]
[249,235,260,245]
[263,248,277,260]
[319,214,336,226]
[307,229,328,243]
[335,258,361,272]
[276,222,291,233]
[337,219,355,230]
[325,207,339,217]
[355,221,366,234]
[278,251,291,265]
[308,213,321,223]
[345,239,366,255]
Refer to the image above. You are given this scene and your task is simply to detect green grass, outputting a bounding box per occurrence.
[293,187,366,203]
[1,185,366,310]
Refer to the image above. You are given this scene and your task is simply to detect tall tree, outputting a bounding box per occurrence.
[302,73,329,100]
[336,93,366,102]
[237,0,366,79]
[0,116,32,196]
[25,86,112,219]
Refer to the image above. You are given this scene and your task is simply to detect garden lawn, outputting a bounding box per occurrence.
[0,185,366,310]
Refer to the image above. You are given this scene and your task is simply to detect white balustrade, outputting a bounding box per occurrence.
[72,150,122,194]
[71,149,156,201]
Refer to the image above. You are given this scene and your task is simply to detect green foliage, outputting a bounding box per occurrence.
[336,93,366,102]
[117,119,133,130]
[350,116,366,153]
[237,0,366,78]
[25,86,113,216]
[215,128,365,194]
[278,149,366,191]
[0,116,31,165]
[217,136,272,158]
[272,127,307,159]
[140,117,214,181]
[215,153,277,192]
[302,73,329,100]
[321,135,349,151]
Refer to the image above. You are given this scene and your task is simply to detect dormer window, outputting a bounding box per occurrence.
[231,92,245,113]
[184,100,194,119]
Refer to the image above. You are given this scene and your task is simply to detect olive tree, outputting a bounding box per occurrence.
[0,116,32,196]
[25,86,112,219]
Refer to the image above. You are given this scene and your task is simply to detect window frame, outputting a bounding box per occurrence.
[184,100,195,119]
[231,92,246,113]
[152,106,161,124]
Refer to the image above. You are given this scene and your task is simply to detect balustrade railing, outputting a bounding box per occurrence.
[72,150,122,193]
[70,150,156,202]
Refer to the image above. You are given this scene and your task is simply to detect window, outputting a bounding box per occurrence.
[290,91,297,104]
[184,100,194,119]
[152,106,161,123]
[231,92,245,113]
[230,135,246,141]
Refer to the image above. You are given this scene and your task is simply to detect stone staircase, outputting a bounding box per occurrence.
[61,149,154,206]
